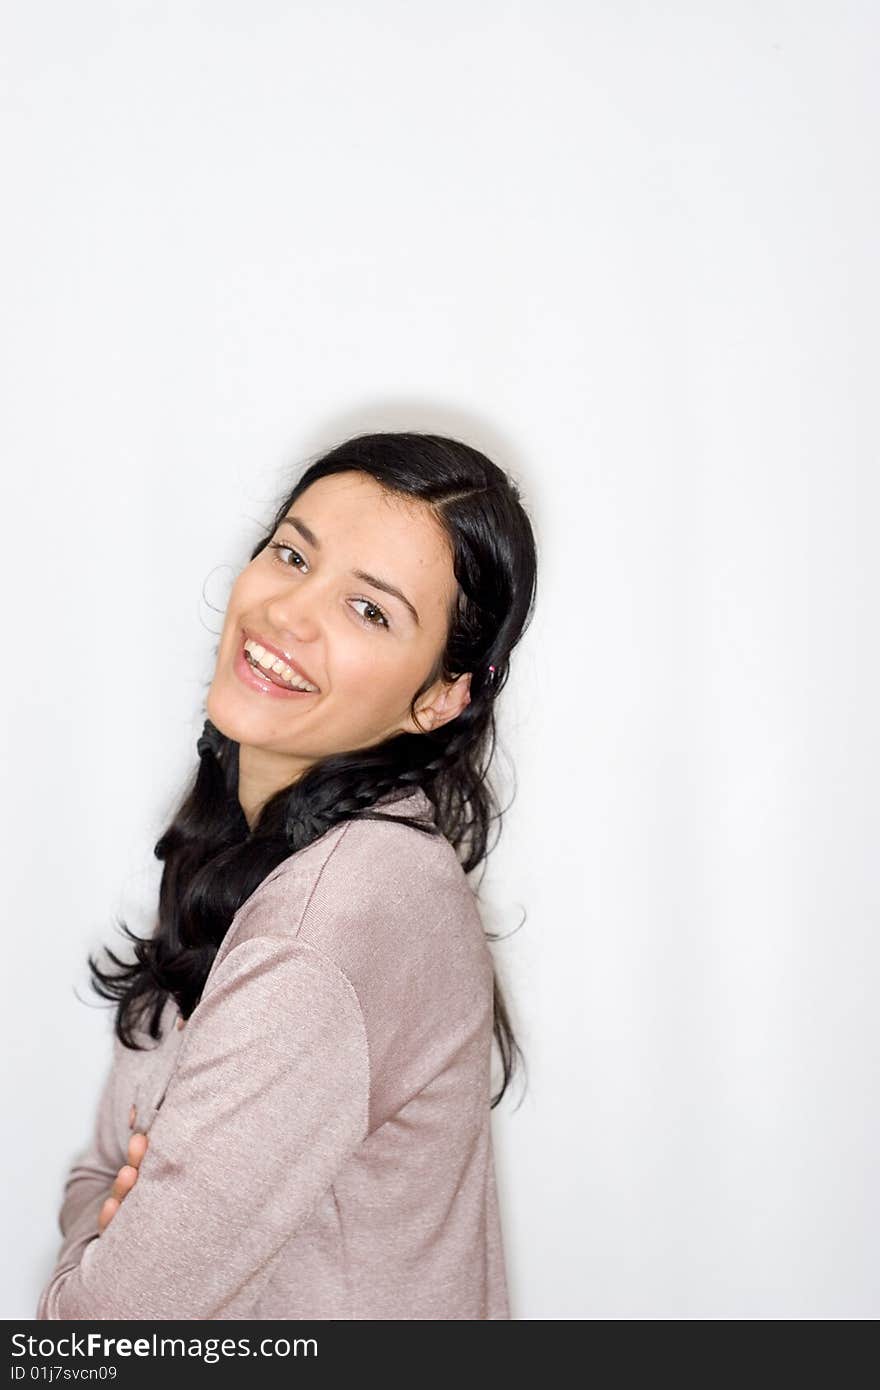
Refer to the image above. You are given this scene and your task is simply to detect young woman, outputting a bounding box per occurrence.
[36,431,538,1321]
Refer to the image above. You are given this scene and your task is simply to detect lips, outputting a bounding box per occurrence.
[244,650,303,690]
[242,629,319,690]
[234,639,318,699]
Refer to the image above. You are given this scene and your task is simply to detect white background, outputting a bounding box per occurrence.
[3,1,877,1319]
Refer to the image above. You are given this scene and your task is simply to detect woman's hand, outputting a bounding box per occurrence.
[98,1132,149,1234]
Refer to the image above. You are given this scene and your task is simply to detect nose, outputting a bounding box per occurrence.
[264,578,323,645]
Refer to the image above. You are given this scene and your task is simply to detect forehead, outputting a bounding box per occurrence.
[290,471,457,619]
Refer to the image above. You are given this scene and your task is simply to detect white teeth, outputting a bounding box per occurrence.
[243,639,318,692]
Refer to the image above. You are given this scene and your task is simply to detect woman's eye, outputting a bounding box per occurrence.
[268,543,389,630]
[268,542,306,569]
[350,599,390,630]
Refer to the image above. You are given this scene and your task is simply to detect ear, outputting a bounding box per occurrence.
[411,672,472,734]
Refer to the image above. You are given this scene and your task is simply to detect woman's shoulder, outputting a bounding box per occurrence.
[225,786,489,990]
[245,785,453,903]
[322,785,463,895]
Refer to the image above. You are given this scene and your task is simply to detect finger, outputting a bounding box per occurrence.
[98,1196,119,1234]
[127,1132,149,1167]
[110,1164,139,1201]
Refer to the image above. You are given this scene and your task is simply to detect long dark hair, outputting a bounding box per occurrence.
[88,431,538,1107]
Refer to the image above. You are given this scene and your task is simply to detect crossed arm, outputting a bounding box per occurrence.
[36,935,371,1320]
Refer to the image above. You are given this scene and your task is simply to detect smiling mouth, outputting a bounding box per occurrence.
[244,649,294,688]
[239,638,319,693]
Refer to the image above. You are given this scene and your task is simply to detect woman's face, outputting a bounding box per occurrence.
[206,470,471,817]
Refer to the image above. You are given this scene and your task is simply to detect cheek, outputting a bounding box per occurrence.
[333,645,412,710]
[335,643,386,688]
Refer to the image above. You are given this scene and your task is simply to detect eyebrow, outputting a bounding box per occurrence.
[279,514,421,626]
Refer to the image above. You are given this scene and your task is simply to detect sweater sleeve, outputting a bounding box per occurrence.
[43,1039,128,1283]
[36,935,371,1321]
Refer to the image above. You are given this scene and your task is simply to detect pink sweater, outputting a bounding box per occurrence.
[36,787,510,1320]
